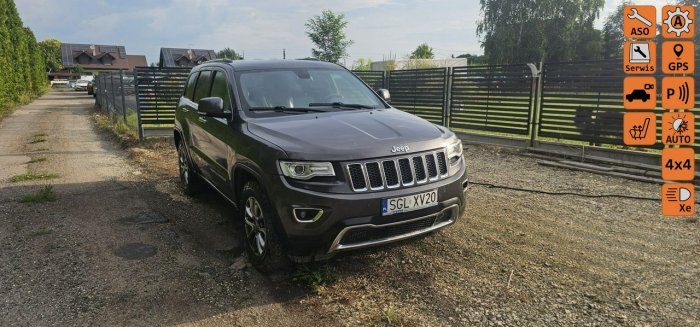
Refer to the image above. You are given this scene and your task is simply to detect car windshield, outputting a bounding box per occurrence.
[235,68,386,113]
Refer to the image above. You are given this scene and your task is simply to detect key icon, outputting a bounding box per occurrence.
[628,8,653,26]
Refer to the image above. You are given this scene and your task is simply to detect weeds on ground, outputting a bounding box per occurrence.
[382,306,399,325]
[28,157,47,164]
[29,137,47,144]
[292,264,338,295]
[11,172,59,182]
[18,185,58,203]
[30,228,53,237]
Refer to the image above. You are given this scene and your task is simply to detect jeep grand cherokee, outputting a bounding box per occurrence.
[174,59,468,272]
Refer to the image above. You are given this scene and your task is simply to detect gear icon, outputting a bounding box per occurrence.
[664,7,693,37]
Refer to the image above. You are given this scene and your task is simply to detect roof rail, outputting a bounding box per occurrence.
[297,58,320,61]
[208,58,234,63]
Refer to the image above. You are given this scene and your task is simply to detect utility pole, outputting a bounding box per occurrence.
[283,49,286,60]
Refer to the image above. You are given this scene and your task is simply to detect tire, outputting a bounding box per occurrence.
[177,142,203,195]
[240,181,290,273]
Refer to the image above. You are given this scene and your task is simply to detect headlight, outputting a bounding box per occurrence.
[446,139,463,165]
[279,161,335,180]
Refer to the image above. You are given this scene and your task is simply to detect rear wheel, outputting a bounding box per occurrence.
[241,181,290,273]
[177,142,203,195]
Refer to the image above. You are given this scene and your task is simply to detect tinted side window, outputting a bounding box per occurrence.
[184,72,199,100]
[210,71,233,112]
[193,71,213,103]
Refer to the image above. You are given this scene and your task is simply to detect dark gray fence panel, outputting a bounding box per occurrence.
[134,67,190,136]
[352,70,385,89]
[449,64,534,136]
[538,60,647,147]
[388,68,447,124]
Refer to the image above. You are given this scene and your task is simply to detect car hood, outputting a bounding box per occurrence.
[247,109,453,161]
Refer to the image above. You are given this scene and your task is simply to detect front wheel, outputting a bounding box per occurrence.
[240,181,290,273]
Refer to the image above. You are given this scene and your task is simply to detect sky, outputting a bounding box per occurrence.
[15,0,672,67]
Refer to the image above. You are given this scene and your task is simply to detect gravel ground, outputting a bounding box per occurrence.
[1,91,698,326]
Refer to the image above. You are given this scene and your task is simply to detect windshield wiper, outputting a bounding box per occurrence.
[308,102,376,110]
[248,106,328,113]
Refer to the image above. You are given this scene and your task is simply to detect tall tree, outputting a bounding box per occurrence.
[602,1,628,59]
[477,0,605,64]
[305,10,354,63]
[410,43,434,59]
[38,38,62,72]
[216,47,243,60]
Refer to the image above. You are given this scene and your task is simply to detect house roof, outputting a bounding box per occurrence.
[60,43,147,71]
[159,47,216,67]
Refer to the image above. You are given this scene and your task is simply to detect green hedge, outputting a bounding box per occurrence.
[0,0,47,113]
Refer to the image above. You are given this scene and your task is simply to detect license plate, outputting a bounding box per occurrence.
[382,190,438,216]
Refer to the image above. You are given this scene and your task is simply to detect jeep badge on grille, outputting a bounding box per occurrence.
[391,145,410,153]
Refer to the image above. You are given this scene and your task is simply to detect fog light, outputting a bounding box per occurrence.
[293,208,324,223]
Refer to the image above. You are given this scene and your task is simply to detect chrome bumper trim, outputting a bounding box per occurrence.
[327,204,459,253]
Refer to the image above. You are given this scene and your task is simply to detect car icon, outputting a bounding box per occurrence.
[626,89,651,102]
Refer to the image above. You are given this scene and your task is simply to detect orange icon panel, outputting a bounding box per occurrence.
[624,76,656,110]
[624,6,657,38]
[662,41,695,74]
[661,148,695,181]
[662,112,695,145]
[661,6,695,39]
[662,77,695,110]
[623,112,656,145]
[662,183,695,216]
[624,41,656,74]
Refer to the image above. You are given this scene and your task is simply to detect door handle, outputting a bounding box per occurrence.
[198,117,207,123]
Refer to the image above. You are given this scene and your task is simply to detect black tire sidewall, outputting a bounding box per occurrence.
[240,181,289,273]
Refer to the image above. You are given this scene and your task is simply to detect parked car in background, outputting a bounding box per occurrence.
[67,80,77,89]
[75,80,89,91]
[174,59,469,272]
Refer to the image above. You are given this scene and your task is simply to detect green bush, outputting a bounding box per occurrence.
[0,0,47,115]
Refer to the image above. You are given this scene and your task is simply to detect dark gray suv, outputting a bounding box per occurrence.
[174,59,468,272]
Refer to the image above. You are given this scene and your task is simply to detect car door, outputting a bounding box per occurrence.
[188,70,214,177]
[199,69,237,196]
[180,71,199,148]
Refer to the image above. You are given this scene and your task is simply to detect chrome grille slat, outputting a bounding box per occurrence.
[347,149,449,192]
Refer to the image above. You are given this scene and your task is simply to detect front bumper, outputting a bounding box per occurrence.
[266,162,468,258]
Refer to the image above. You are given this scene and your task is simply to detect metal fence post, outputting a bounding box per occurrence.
[528,61,544,147]
[134,68,145,141]
[119,69,127,125]
[444,67,453,127]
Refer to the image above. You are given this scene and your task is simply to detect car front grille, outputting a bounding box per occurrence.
[346,150,449,192]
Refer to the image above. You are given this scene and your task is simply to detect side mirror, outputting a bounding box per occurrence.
[198,97,227,118]
[376,89,391,103]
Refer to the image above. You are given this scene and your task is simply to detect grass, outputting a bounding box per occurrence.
[381,306,399,326]
[11,172,60,182]
[292,264,337,295]
[29,228,53,237]
[29,137,47,144]
[27,157,47,164]
[18,185,58,203]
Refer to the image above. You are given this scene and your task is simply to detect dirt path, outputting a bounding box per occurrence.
[0,90,322,326]
[2,91,699,326]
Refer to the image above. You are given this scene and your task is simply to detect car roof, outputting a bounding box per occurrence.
[199,59,344,72]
